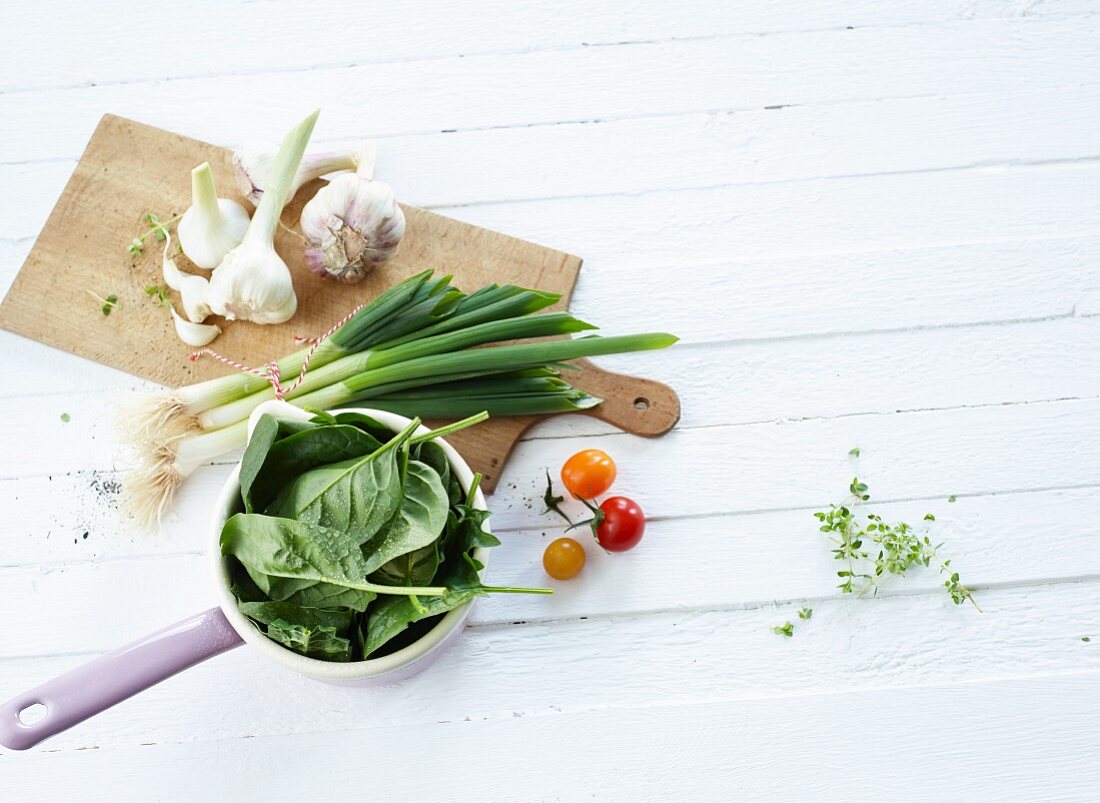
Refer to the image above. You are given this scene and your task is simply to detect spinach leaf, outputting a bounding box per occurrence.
[332,411,395,443]
[413,441,464,506]
[370,542,441,588]
[220,513,379,612]
[441,504,500,558]
[280,580,377,611]
[360,459,449,574]
[238,600,355,631]
[360,493,494,657]
[239,414,281,511]
[264,438,407,545]
[359,586,480,658]
[238,600,355,661]
[265,620,352,661]
[245,423,384,513]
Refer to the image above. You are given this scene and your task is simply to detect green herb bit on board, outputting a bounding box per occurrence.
[128,212,173,254]
[87,290,121,316]
[144,285,172,308]
[797,606,813,621]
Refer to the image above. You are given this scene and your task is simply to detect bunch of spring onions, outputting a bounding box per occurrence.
[125,270,676,527]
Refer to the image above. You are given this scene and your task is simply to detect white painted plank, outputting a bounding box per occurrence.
[2,485,1097,658]
[2,17,1099,163]
[2,669,1098,801]
[3,587,1100,758]
[436,163,1100,271]
[9,0,1084,93]
[7,83,1100,240]
[569,235,1100,346]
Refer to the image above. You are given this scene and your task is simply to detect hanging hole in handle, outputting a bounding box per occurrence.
[18,702,47,726]
[633,397,650,411]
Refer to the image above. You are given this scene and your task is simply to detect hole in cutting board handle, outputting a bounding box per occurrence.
[633,397,650,411]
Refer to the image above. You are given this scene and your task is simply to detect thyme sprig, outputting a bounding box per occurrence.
[128,212,177,254]
[814,475,980,611]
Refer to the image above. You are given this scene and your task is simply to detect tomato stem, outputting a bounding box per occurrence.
[543,470,575,525]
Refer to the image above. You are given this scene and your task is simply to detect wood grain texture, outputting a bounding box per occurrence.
[0,114,678,491]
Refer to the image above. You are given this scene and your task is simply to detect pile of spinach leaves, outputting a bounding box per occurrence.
[221,411,547,662]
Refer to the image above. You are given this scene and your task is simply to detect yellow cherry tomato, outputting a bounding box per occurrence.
[543,537,586,580]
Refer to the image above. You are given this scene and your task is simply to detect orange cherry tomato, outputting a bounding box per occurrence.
[561,449,617,499]
[543,537,587,580]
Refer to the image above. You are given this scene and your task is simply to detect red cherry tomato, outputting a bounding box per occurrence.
[543,537,586,579]
[561,449,617,499]
[595,496,645,552]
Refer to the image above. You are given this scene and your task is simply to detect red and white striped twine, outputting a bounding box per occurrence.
[189,303,367,401]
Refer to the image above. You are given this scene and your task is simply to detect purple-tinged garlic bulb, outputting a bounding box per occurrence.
[299,144,405,284]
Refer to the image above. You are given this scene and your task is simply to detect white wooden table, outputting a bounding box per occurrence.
[2,2,1100,799]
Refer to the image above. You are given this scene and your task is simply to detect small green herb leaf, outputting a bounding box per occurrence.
[144,212,169,242]
[797,606,813,621]
[771,621,794,638]
[849,447,861,457]
[144,285,172,308]
[60,412,70,423]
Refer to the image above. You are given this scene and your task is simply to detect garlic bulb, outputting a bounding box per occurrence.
[206,241,298,324]
[207,110,320,325]
[233,141,357,207]
[171,307,221,346]
[177,163,250,270]
[162,234,212,322]
[299,143,405,283]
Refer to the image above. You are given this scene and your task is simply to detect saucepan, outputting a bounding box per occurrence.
[0,401,492,750]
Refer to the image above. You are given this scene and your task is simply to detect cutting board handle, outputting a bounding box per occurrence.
[574,359,680,437]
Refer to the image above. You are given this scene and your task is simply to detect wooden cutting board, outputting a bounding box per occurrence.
[0,115,679,491]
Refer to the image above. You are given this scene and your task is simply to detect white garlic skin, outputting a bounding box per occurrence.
[178,198,250,270]
[171,307,221,346]
[163,254,214,322]
[299,173,406,284]
[233,141,356,207]
[206,241,298,325]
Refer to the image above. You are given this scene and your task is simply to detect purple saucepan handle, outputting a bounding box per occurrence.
[0,607,242,751]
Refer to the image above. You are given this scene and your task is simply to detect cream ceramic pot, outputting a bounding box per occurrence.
[0,402,491,750]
